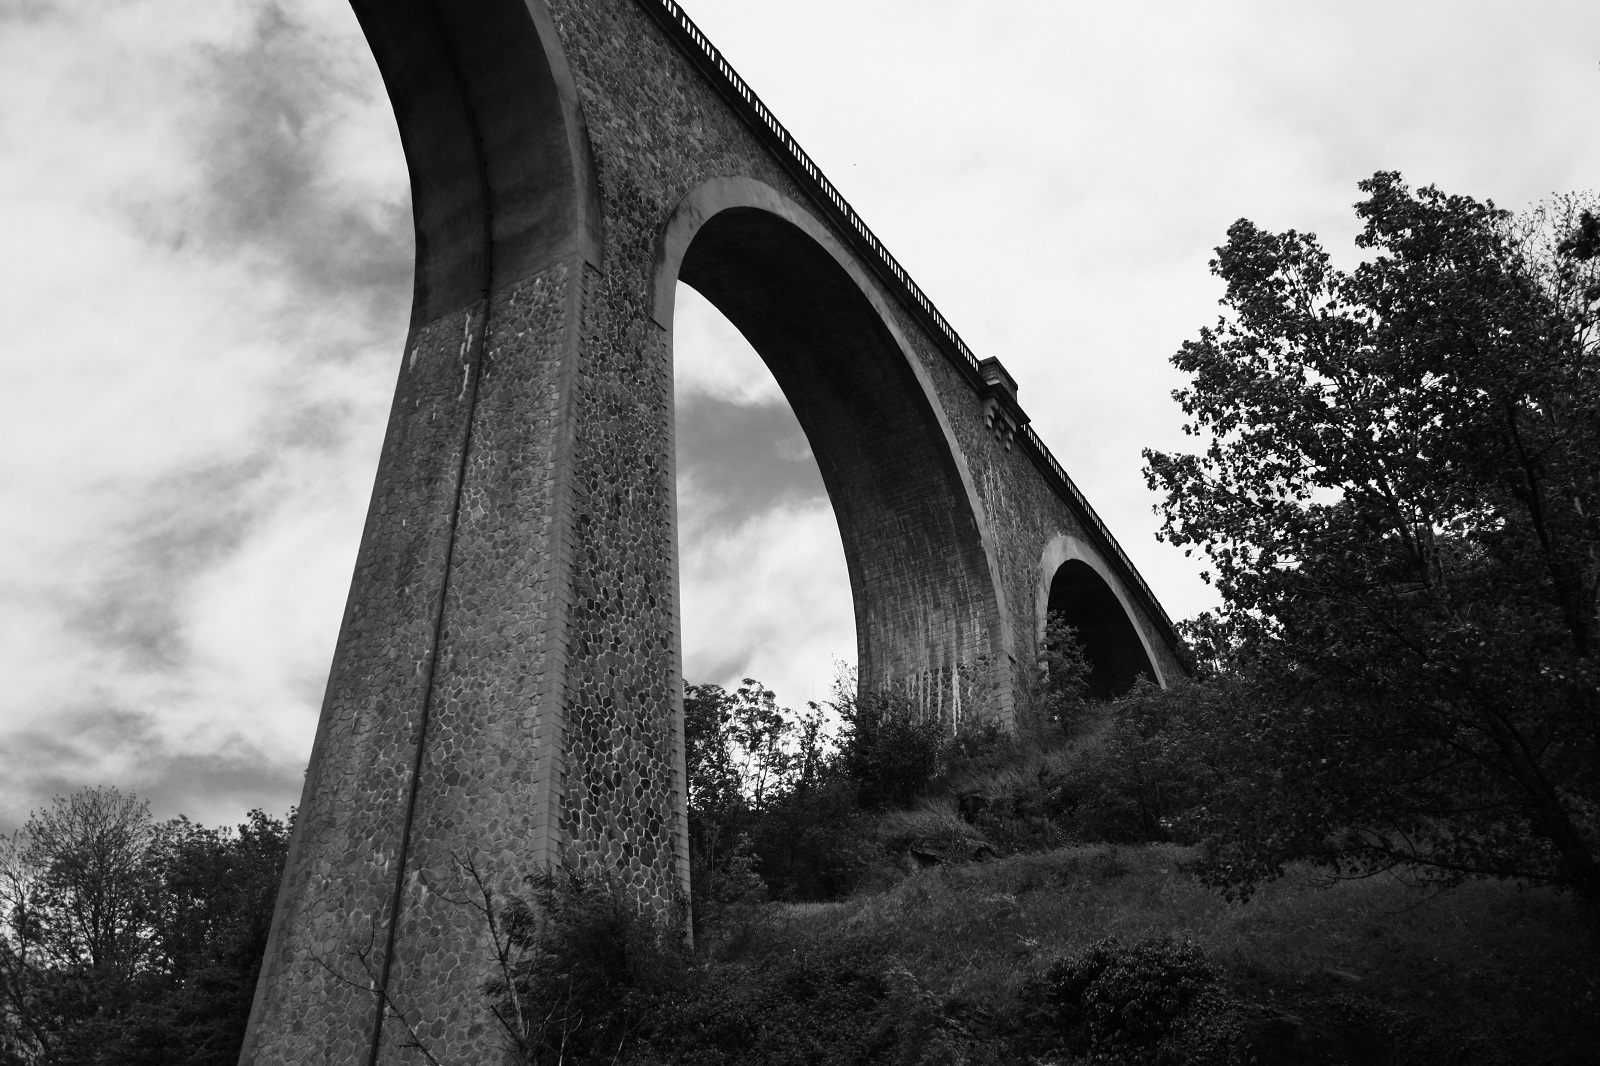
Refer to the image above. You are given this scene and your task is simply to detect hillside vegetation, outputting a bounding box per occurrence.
[485,683,1598,1065]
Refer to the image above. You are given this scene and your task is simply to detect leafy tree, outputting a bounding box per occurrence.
[1033,612,1092,733]
[1144,173,1600,906]
[725,680,795,815]
[0,790,290,1065]
[684,679,822,820]
[836,690,942,810]
[1048,678,1248,846]
[0,788,157,1065]
[683,682,746,872]
[19,788,155,978]
[116,810,291,1066]
[683,680,860,908]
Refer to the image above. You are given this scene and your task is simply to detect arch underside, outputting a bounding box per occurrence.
[351,0,599,322]
[676,205,1006,726]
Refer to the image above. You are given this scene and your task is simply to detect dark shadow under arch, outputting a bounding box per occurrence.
[1047,559,1156,699]
[658,183,1011,721]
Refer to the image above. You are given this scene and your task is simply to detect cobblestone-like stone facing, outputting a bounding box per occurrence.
[559,260,684,904]
[372,264,578,1065]
[246,2,1183,1061]
[240,301,488,1066]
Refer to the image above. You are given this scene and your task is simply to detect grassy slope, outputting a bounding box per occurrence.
[699,842,1598,1064]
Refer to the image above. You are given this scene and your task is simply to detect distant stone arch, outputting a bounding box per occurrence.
[1037,535,1164,698]
[653,177,1015,729]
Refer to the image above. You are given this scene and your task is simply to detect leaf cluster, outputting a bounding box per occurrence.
[1024,935,1242,1065]
[1144,172,1600,906]
[0,789,290,1066]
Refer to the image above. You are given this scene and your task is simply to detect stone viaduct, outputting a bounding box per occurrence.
[240,1,1184,1062]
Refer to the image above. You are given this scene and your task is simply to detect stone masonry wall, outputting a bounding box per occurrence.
[371,263,580,1063]
[240,299,492,1064]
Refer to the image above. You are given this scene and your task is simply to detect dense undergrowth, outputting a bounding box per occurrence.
[494,845,1597,1065]
[487,660,1600,1066]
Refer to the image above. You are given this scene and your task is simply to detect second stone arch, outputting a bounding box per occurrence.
[1037,534,1166,699]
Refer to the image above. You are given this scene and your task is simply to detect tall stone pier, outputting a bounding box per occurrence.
[240,1,1184,1062]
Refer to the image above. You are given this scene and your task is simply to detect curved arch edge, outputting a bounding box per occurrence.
[354,0,603,327]
[520,0,604,273]
[1037,534,1167,689]
[651,176,1018,722]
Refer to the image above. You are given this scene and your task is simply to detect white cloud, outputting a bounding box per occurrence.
[0,0,405,830]
[3,0,1596,830]
[677,494,855,711]
[673,282,858,709]
[672,283,786,406]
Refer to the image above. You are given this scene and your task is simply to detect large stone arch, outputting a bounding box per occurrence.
[653,177,1015,727]
[1037,534,1165,696]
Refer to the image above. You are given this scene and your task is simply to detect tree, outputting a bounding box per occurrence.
[17,788,155,978]
[836,689,942,810]
[121,810,291,1066]
[1143,173,1600,906]
[0,788,157,1064]
[1033,613,1091,733]
[0,790,290,1065]
[683,684,745,830]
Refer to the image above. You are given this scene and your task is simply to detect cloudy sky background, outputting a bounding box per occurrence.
[1,0,1596,832]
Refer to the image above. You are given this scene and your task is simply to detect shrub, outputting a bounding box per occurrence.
[1047,678,1249,848]
[1032,613,1091,735]
[939,719,1016,785]
[1026,935,1242,1064]
[639,944,895,1065]
[689,830,768,933]
[747,774,877,901]
[839,692,944,810]
[487,869,688,1065]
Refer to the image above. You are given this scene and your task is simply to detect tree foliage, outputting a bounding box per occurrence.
[0,789,290,1065]
[683,672,996,910]
[1144,173,1600,903]
[683,680,847,914]
[1033,613,1092,734]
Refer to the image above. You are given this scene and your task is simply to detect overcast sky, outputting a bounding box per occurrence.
[2,0,1596,833]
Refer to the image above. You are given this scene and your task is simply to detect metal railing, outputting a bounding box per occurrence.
[635,0,1178,645]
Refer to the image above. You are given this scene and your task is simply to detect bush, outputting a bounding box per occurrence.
[1032,613,1091,735]
[746,775,876,901]
[1026,936,1242,1064]
[939,719,1016,785]
[1047,679,1249,848]
[640,945,896,1065]
[839,692,944,810]
[487,869,688,1065]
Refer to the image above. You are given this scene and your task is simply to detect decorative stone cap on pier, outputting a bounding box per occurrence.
[980,357,1029,450]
